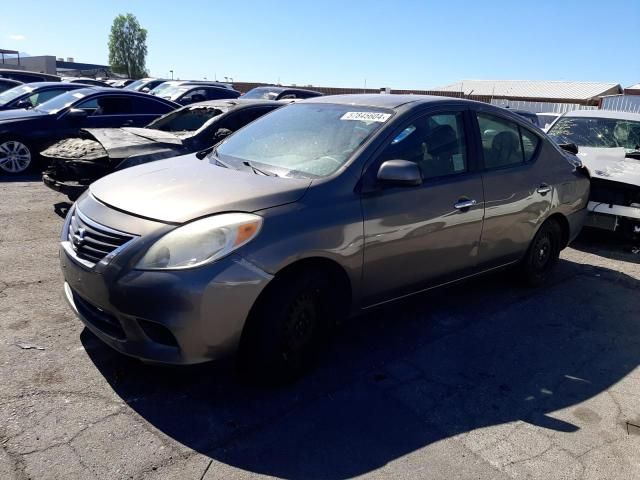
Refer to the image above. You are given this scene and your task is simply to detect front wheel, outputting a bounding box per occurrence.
[239,271,337,384]
[520,219,562,287]
[0,139,33,175]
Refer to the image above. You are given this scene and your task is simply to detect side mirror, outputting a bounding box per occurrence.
[67,108,88,119]
[558,143,579,155]
[15,99,33,109]
[377,160,422,186]
[214,128,233,141]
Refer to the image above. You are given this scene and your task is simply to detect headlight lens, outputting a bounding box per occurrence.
[136,213,262,270]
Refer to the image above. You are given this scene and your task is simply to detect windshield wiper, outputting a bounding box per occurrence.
[243,161,278,177]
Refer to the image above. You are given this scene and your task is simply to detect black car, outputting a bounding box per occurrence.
[0,82,88,111]
[153,82,241,105]
[0,87,178,175]
[123,78,167,93]
[0,78,22,94]
[42,99,283,197]
[0,68,61,83]
[63,78,112,88]
[242,86,323,100]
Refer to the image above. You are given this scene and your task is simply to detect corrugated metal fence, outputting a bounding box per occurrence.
[488,99,595,113]
[600,95,640,113]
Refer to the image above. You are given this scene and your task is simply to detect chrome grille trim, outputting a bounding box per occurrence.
[62,207,137,268]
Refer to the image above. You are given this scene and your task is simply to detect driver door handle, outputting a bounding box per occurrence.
[454,199,477,211]
[537,184,551,195]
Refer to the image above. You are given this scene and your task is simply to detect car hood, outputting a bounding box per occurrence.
[89,153,312,223]
[577,147,640,187]
[82,127,184,159]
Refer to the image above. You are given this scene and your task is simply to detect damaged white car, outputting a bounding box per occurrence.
[547,110,640,236]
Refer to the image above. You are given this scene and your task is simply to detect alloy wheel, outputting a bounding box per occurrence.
[0,140,32,173]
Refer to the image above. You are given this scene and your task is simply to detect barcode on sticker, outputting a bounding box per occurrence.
[341,112,391,122]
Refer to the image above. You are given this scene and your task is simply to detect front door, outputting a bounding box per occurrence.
[361,109,485,306]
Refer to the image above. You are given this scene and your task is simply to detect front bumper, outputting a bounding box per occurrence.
[60,244,272,365]
[586,201,640,232]
[43,173,88,197]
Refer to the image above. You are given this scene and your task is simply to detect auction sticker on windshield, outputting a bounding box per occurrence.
[341,112,392,122]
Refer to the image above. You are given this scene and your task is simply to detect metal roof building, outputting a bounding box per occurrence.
[431,79,622,104]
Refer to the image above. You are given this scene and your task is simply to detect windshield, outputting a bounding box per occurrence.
[150,82,178,96]
[243,87,282,100]
[0,84,35,105]
[215,103,392,178]
[146,106,225,134]
[153,85,191,101]
[36,90,89,114]
[124,79,147,90]
[548,116,640,150]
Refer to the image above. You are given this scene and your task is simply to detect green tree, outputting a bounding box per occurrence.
[108,13,148,79]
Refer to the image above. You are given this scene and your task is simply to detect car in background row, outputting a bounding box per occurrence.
[242,86,323,100]
[62,77,112,88]
[0,82,87,111]
[0,68,61,83]
[537,112,561,131]
[0,78,22,94]
[151,82,241,105]
[108,79,135,88]
[0,87,178,175]
[42,99,284,197]
[547,109,640,236]
[508,109,539,126]
[124,78,167,93]
[58,94,589,381]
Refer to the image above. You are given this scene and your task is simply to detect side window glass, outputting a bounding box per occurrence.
[477,113,524,168]
[79,97,132,116]
[30,89,65,106]
[132,97,172,114]
[521,128,540,162]
[380,112,467,179]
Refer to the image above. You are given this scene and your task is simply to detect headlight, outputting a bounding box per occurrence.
[136,213,262,270]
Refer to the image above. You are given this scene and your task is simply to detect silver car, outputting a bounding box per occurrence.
[60,94,590,381]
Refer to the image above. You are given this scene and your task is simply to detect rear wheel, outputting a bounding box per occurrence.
[239,270,338,384]
[520,218,562,287]
[0,139,33,174]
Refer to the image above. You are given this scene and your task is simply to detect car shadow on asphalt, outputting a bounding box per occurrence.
[82,258,640,479]
[571,228,640,264]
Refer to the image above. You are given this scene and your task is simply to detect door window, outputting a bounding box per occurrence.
[379,112,468,179]
[77,96,133,116]
[477,113,540,168]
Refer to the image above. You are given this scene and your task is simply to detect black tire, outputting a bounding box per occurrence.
[520,219,562,287]
[239,270,338,384]
[0,138,35,175]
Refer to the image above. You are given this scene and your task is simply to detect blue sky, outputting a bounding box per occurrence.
[1,0,638,88]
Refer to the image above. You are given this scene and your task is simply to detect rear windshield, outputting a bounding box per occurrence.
[243,87,282,100]
[36,90,89,113]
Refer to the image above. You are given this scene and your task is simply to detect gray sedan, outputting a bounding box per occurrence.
[59,94,590,381]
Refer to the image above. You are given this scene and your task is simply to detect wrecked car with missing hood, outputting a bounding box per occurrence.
[41,99,284,199]
[547,110,640,236]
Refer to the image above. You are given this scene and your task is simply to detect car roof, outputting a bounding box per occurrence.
[561,109,640,121]
[70,87,179,104]
[21,81,85,89]
[303,93,469,109]
[186,98,283,109]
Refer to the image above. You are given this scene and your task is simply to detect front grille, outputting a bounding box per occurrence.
[591,178,640,207]
[67,210,135,265]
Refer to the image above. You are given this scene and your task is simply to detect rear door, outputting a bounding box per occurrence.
[360,107,485,306]
[474,110,549,268]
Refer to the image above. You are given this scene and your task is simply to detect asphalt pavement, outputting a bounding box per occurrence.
[1,177,639,479]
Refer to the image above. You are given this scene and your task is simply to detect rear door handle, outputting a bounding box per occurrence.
[454,199,477,211]
[537,184,551,195]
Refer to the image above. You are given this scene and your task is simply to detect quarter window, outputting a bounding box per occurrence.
[521,128,540,162]
[380,112,468,179]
